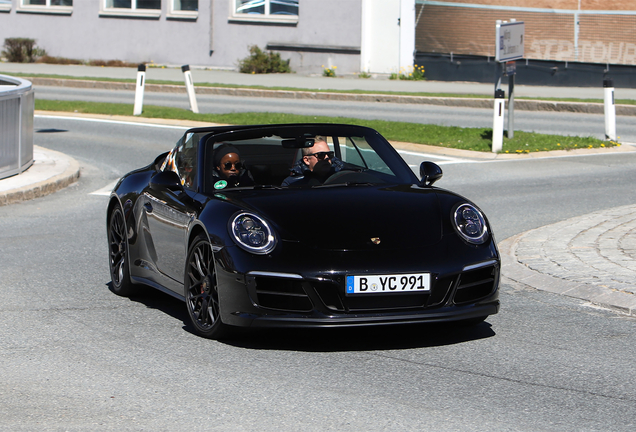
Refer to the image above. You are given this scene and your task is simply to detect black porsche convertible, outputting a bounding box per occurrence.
[107,124,499,339]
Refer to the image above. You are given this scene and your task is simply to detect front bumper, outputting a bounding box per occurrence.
[215,256,501,329]
[231,299,499,329]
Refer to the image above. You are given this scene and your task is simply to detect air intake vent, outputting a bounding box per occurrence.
[254,277,313,312]
[454,265,497,305]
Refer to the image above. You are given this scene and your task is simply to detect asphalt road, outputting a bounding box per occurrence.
[34,86,636,143]
[1,116,635,431]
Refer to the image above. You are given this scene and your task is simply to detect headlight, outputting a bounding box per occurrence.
[230,212,277,254]
[452,203,488,244]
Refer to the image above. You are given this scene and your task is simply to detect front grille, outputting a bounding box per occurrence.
[314,281,345,311]
[453,265,497,305]
[254,277,313,312]
[345,291,429,311]
[428,275,454,306]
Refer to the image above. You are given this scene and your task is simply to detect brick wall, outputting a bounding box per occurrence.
[415,1,636,64]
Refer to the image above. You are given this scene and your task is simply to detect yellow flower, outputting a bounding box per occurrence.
[557,143,561,146]
[601,143,605,147]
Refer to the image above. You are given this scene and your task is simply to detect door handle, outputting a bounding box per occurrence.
[144,202,153,213]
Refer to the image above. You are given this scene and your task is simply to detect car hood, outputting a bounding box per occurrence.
[219,184,443,251]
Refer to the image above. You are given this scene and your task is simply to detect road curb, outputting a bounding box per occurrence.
[27,76,636,116]
[499,233,636,317]
[0,146,81,206]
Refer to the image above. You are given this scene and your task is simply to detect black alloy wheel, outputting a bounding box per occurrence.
[185,234,227,339]
[108,205,137,296]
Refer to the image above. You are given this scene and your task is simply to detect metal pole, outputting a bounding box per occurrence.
[133,64,146,116]
[508,72,515,139]
[604,78,616,141]
[492,89,505,153]
[182,65,199,114]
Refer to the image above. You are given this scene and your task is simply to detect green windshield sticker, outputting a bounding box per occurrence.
[214,180,228,190]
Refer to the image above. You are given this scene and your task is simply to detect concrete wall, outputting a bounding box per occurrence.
[0,0,373,74]
[212,0,363,74]
[0,1,212,66]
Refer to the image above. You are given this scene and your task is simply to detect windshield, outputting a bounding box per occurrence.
[197,125,418,193]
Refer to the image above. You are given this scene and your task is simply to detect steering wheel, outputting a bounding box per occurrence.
[323,170,384,185]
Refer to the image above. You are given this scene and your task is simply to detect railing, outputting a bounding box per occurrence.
[0,74,34,180]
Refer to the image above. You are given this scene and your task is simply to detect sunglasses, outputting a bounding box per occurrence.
[306,151,334,160]
[222,161,243,170]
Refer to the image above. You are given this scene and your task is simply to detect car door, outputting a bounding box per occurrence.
[143,133,200,290]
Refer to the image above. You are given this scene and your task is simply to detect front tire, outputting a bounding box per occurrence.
[185,234,228,339]
[108,205,137,296]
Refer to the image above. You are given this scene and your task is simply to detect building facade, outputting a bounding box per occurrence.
[0,0,416,75]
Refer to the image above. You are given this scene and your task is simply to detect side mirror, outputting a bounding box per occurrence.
[150,170,184,192]
[420,161,443,186]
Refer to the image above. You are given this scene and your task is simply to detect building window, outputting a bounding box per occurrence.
[101,0,161,18]
[16,0,73,14]
[23,0,73,5]
[105,0,161,9]
[174,0,197,11]
[0,0,12,12]
[168,0,198,19]
[231,0,298,24]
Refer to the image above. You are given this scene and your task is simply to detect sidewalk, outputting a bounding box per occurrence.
[2,62,636,116]
[0,146,80,206]
[499,209,636,317]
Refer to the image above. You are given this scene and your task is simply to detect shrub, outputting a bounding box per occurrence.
[2,38,46,63]
[238,45,292,74]
[88,59,139,67]
[36,55,83,65]
[322,65,337,77]
[396,65,426,81]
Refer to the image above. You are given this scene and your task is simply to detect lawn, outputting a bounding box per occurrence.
[36,99,616,153]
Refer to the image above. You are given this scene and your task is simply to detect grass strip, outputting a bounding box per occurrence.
[7,71,634,105]
[36,99,616,153]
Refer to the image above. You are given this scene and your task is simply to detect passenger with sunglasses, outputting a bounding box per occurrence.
[282,136,344,187]
[212,143,254,189]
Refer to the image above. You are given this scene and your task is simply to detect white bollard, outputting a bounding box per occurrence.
[492,89,505,153]
[133,64,146,116]
[604,78,616,141]
[182,65,199,114]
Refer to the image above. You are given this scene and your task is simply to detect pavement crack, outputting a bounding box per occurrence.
[367,351,636,403]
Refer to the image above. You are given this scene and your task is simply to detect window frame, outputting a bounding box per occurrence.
[0,0,11,13]
[167,0,198,20]
[99,0,162,19]
[229,0,298,25]
[16,0,73,15]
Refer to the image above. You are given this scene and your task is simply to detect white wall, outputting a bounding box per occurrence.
[0,0,414,75]
[360,0,414,74]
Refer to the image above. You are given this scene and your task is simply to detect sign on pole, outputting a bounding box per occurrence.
[496,20,524,62]
[493,20,524,149]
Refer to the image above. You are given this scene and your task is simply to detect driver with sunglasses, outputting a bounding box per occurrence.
[282,136,343,187]
[212,143,254,189]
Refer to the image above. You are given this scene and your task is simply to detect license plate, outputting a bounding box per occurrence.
[346,273,430,295]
